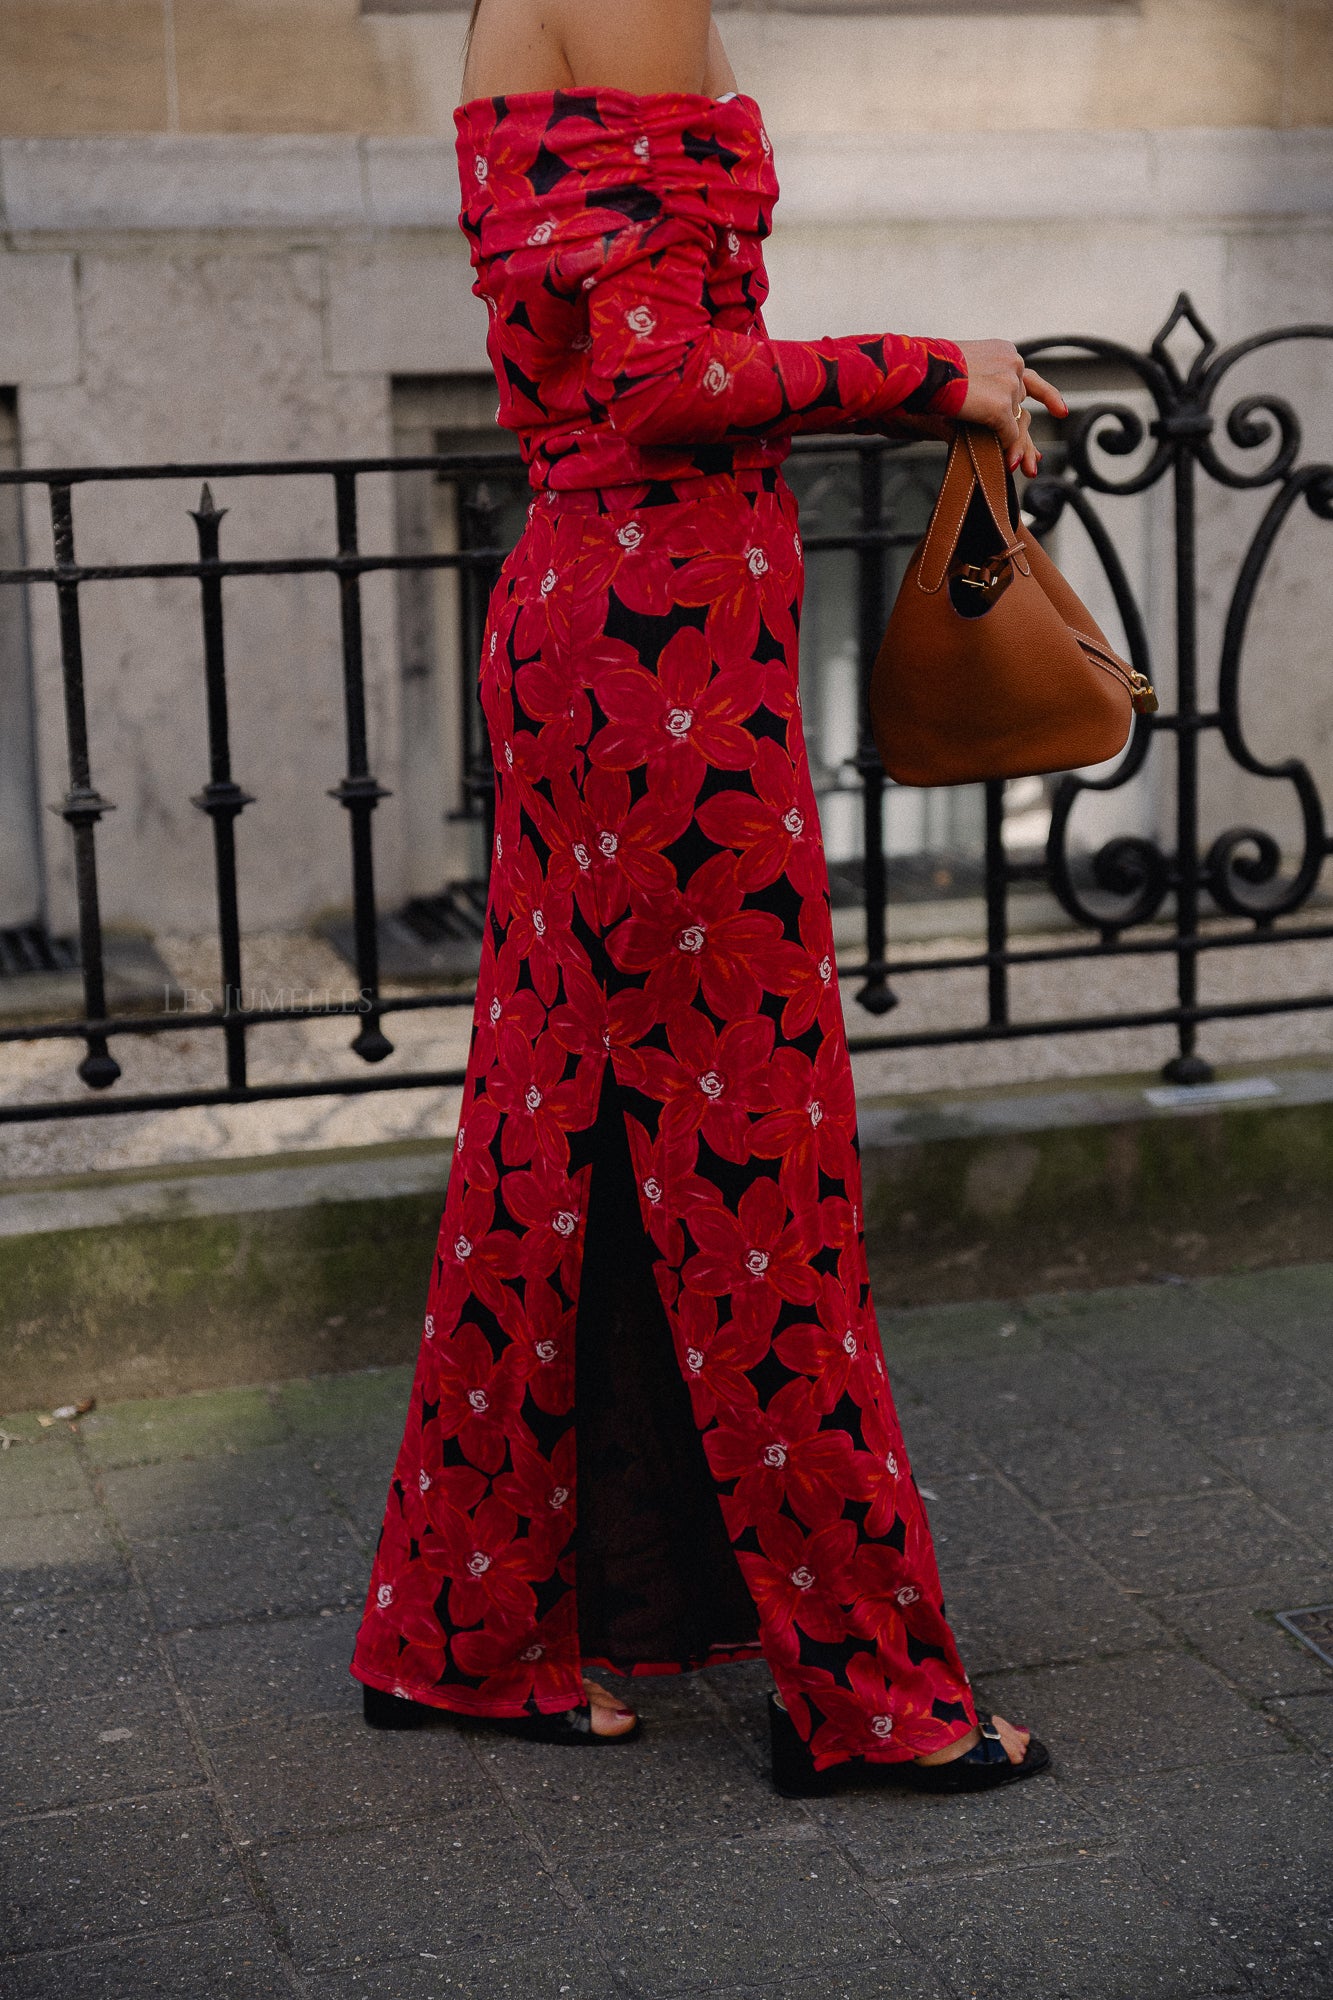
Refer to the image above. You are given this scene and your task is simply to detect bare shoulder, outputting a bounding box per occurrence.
[462,0,724,108]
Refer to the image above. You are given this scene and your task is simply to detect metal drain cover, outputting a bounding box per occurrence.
[1276,1605,1333,1669]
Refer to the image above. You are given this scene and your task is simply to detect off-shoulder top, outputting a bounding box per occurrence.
[454,89,968,493]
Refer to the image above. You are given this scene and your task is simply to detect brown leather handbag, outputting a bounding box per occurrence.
[869,423,1156,786]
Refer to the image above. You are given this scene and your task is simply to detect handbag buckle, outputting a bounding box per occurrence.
[956,559,1013,600]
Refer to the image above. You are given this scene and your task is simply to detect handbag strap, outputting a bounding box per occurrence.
[917,424,1031,595]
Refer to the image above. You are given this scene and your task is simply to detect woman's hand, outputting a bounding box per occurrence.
[956,340,1068,477]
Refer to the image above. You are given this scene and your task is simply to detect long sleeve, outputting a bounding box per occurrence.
[585,216,967,449]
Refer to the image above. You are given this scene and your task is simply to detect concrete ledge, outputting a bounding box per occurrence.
[4,127,1332,237]
[3,1063,1333,1411]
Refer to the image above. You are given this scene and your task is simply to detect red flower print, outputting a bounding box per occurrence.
[499,1275,576,1417]
[800,1650,909,1767]
[629,1010,776,1166]
[599,512,688,618]
[414,1461,491,1545]
[623,1108,722,1264]
[452,1086,502,1194]
[695,738,827,899]
[430,1320,526,1475]
[441,1495,542,1631]
[735,1514,856,1661]
[608,852,788,1022]
[512,654,593,788]
[704,1375,865,1534]
[449,1600,582,1708]
[769,898,842,1040]
[774,1274,869,1412]
[493,1431,577,1566]
[673,488,801,659]
[502,840,573,1007]
[432,1183,521,1323]
[847,1542,935,1654]
[589,626,757,796]
[487,1023,590,1171]
[683,1176,821,1336]
[501,1158,587,1288]
[751,1035,858,1202]
[674,1290,770,1426]
[567,763,688,927]
[470,940,541,1084]
[854,1402,912,1539]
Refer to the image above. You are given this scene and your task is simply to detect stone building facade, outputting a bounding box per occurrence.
[0,0,1331,940]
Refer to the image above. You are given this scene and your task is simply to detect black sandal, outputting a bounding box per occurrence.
[362,1682,641,1745]
[768,1692,1050,1798]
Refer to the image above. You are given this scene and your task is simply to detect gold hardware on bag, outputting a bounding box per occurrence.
[956,559,1014,601]
[1130,673,1159,715]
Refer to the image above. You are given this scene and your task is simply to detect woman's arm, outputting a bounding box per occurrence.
[530,0,1066,467]
[585,222,969,447]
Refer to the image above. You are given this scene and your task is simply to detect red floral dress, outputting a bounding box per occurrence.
[350,87,978,1770]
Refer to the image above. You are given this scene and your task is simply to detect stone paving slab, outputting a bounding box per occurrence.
[0,1916,293,2000]
[2,1261,1331,1997]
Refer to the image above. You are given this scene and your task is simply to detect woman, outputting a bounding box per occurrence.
[351,0,1063,1795]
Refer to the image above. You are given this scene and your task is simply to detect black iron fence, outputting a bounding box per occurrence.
[2,294,1332,1124]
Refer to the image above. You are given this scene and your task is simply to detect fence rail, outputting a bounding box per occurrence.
[2,293,1332,1124]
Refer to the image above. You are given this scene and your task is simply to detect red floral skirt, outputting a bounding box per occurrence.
[350,466,977,1769]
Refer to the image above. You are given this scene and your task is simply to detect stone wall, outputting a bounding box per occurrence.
[2,1,1331,139]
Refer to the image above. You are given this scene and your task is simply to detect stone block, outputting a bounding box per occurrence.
[4,1688,199,1817]
[79,1389,287,1470]
[762,219,1229,361]
[698,1657,777,1764]
[474,1692,800,1860]
[1051,1490,1323,1597]
[1202,1264,1333,1384]
[207,1711,493,1841]
[275,1369,414,1446]
[972,1652,1286,1780]
[986,1411,1223,1511]
[0,1591,159,1708]
[0,1509,129,1603]
[1091,1760,1333,1996]
[308,1931,620,2000]
[565,1830,902,1993]
[101,1444,334,1539]
[0,1431,97,1520]
[170,1608,362,1734]
[915,1472,1067,1573]
[361,138,458,229]
[891,1850,1250,2000]
[891,1400,988,1482]
[0,1792,244,1957]
[891,1344,1137,1453]
[1037,1287,1333,1439]
[0,1915,291,2000]
[324,241,490,377]
[1152,1571,1333,1702]
[1205,1430,1333,1549]
[1275,1693,1333,1757]
[811,1765,1105,1885]
[133,1514,366,1630]
[0,136,366,233]
[257,1812,568,1973]
[943,1553,1164,1675]
[0,253,78,387]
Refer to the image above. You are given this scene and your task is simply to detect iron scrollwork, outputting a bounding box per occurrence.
[1020,292,1333,1077]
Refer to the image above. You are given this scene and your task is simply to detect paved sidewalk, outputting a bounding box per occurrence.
[2,1265,1331,1999]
